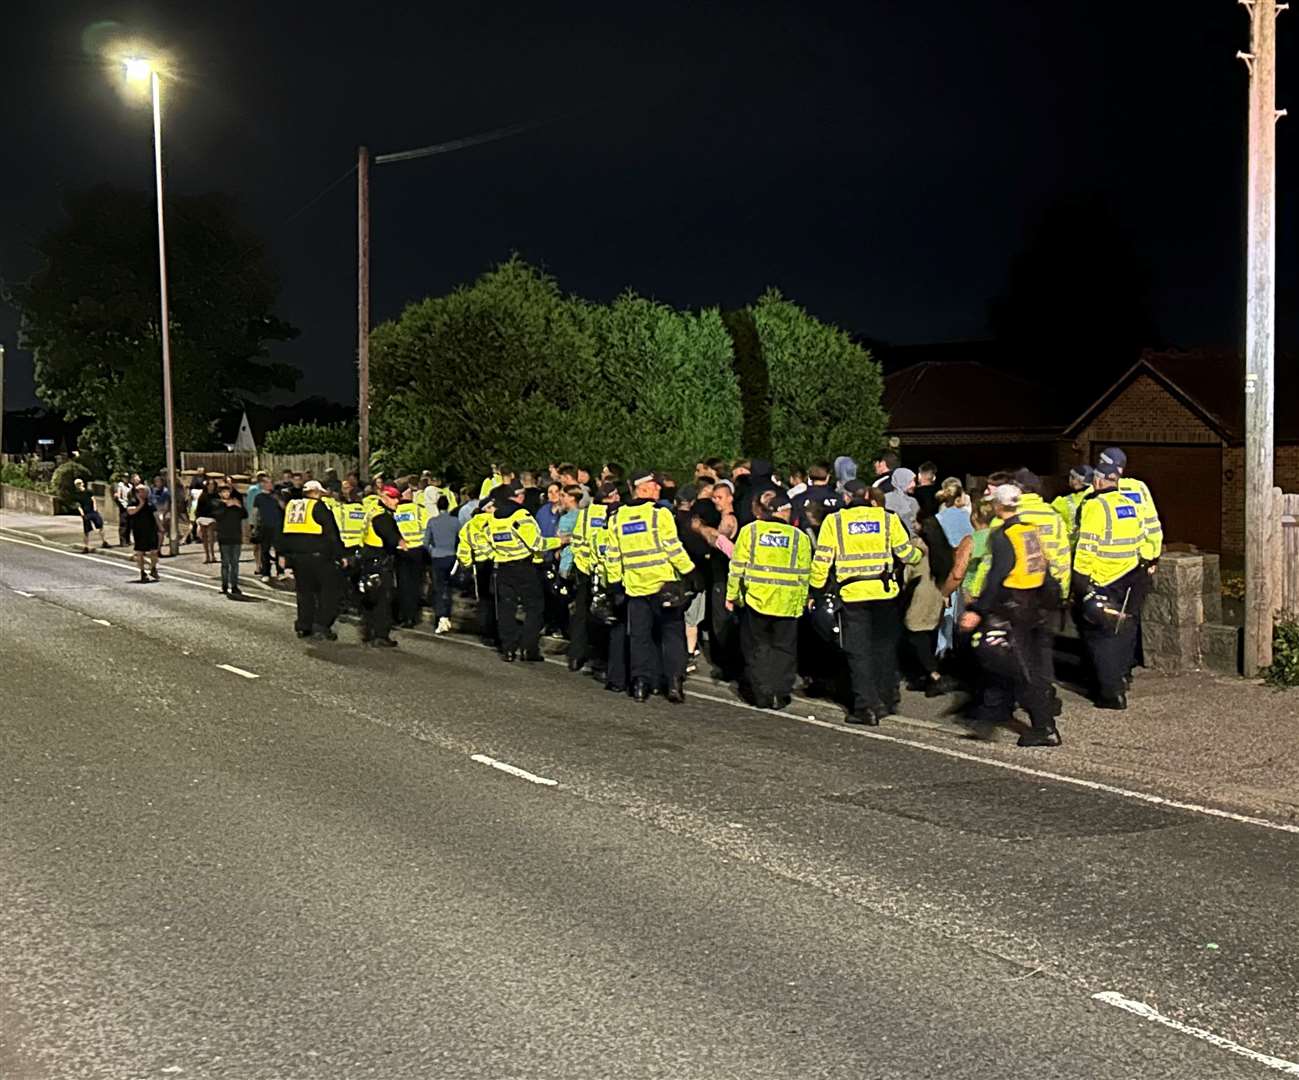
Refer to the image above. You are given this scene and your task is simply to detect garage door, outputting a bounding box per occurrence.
[1112,444,1222,553]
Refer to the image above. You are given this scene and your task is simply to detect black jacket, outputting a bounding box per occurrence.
[214,500,247,545]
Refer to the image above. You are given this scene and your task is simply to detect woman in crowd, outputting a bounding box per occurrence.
[127,483,160,583]
[195,476,222,564]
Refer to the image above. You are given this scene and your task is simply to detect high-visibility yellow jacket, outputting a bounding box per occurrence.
[570,503,610,575]
[1051,487,1091,549]
[603,500,694,597]
[479,474,502,500]
[810,505,920,602]
[393,502,427,547]
[456,513,495,568]
[362,493,382,514]
[484,507,560,565]
[332,500,370,549]
[1013,493,1070,598]
[1118,477,1162,559]
[726,519,812,617]
[1074,489,1148,586]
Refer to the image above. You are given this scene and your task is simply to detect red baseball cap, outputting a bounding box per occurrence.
[381,485,400,499]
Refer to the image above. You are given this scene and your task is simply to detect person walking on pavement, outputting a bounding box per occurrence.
[359,485,403,647]
[278,480,344,642]
[392,488,429,628]
[422,495,460,634]
[456,492,500,647]
[603,471,696,703]
[72,478,110,552]
[959,484,1061,747]
[725,492,813,710]
[808,478,921,725]
[252,476,285,584]
[484,481,565,662]
[113,473,135,548]
[126,483,160,583]
[214,483,248,598]
[1073,460,1154,710]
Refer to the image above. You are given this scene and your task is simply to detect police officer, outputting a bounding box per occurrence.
[1097,447,1163,559]
[1011,470,1071,603]
[392,488,429,628]
[359,484,403,647]
[960,484,1060,747]
[809,478,921,725]
[1052,465,1093,550]
[1073,460,1155,708]
[590,484,628,691]
[456,492,499,647]
[566,481,617,673]
[725,492,812,710]
[278,479,344,641]
[484,481,563,661]
[604,471,696,703]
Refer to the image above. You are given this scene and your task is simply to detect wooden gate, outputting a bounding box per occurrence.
[1278,492,1299,619]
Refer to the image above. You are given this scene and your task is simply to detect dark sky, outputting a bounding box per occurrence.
[2,1,1294,409]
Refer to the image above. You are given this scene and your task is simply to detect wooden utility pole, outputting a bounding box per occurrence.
[357,145,372,482]
[1238,0,1287,675]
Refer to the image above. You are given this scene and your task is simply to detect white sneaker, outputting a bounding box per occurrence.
[436,617,451,634]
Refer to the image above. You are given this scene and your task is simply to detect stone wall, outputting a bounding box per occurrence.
[0,484,60,516]
[1143,551,1238,675]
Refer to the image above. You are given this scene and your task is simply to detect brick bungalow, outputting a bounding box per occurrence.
[1063,348,1299,558]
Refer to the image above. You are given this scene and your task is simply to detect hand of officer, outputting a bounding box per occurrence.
[724,599,734,613]
[959,611,981,631]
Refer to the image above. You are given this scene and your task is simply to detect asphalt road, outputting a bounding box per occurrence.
[1,535,1296,1079]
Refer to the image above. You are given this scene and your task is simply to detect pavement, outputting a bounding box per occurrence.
[2,515,1298,1078]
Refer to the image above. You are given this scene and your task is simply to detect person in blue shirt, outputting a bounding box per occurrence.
[422,495,462,634]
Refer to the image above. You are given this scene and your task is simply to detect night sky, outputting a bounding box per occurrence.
[2,1,1294,409]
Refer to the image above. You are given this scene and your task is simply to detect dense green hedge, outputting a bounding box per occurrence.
[262,420,358,456]
[370,259,883,478]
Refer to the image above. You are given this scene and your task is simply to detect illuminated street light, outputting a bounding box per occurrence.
[117,49,180,556]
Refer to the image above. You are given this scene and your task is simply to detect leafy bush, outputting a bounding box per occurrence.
[753,289,887,469]
[1264,619,1299,689]
[3,462,35,489]
[263,420,358,456]
[50,460,92,510]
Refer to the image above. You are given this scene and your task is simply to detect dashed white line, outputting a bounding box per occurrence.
[1093,992,1299,1074]
[90,618,112,626]
[470,753,558,787]
[216,663,259,680]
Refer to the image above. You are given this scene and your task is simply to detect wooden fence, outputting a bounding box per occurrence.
[1278,491,1298,620]
[180,451,358,479]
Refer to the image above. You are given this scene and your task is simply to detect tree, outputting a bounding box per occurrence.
[371,258,606,480]
[989,192,1157,390]
[262,420,359,456]
[588,293,741,473]
[753,289,887,468]
[721,308,772,458]
[12,185,298,473]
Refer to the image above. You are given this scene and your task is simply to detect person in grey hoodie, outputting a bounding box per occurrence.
[885,467,920,536]
[832,455,858,495]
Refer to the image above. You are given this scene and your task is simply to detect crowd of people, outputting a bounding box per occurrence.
[245,448,1160,749]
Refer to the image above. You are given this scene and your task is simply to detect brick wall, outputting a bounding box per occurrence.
[1222,444,1299,556]
[1080,374,1220,445]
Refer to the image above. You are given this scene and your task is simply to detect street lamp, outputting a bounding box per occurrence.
[124,55,180,557]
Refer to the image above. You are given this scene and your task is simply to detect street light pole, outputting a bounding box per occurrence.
[357,145,371,482]
[147,67,180,557]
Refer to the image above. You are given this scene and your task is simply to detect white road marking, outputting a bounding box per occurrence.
[686,688,1299,836]
[470,753,558,787]
[1093,992,1299,1075]
[5,530,1297,837]
[215,663,259,680]
[90,618,111,626]
[11,589,34,597]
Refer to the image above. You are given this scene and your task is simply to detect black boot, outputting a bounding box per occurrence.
[1095,693,1127,711]
[1018,726,1062,747]
[665,678,685,704]
[846,708,879,726]
[567,656,586,672]
[500,650,517,662]
[630,679,651,703]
